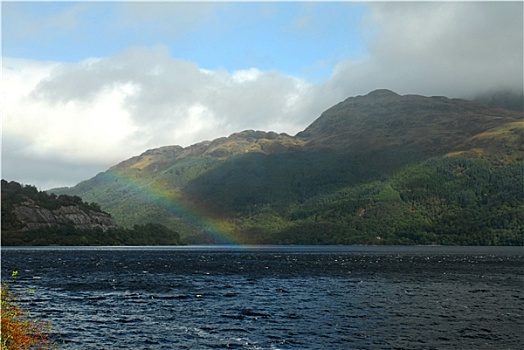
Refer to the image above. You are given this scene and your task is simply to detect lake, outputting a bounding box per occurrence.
[1,246,523,349]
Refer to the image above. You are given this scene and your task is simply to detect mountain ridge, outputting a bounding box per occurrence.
[47,89,523,245]
[297,89,521,155]
[80,89,522,178]
[112,130,304,174]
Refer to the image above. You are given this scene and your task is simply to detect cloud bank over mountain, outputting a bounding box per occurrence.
[327,2,523,98]
[2,2,522,189]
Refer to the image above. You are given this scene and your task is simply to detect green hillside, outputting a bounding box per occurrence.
[49,90,524,245]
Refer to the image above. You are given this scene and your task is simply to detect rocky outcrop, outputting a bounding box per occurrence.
[12,200,117,232]
[297,89,523,155]
[112,130,304,172]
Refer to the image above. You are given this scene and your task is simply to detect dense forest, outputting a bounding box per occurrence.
[256,157,523,245]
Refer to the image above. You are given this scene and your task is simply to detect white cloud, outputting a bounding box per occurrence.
[231,68,263,84]
[3,59,140,164]
[2,50,321,188]
[325,2,523,98]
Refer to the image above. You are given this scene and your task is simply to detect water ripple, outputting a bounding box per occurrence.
[2,246,522,349]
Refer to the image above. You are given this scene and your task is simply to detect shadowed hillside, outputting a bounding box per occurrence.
[297,89,521,156]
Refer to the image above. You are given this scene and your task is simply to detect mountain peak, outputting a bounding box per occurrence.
[299,91,522,155]
[365,89,400,98]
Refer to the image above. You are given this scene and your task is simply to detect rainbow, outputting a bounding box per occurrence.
[103,171,246,245]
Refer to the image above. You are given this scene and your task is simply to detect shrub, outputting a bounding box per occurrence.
[1,271,54,349]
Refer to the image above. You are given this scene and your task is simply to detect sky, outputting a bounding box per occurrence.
[2,1,523,190]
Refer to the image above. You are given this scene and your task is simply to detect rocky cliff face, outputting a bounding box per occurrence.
[12,199,117,232]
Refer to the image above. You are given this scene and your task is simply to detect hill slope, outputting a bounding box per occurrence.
[50,90,524,245]
[2,180,182,246]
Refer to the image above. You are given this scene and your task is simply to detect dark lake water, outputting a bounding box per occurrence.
[1,246,523,349]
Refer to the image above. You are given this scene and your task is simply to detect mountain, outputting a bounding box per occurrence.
[473,89,524,113]
[298,89,521,158]
[49,90,524,245]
